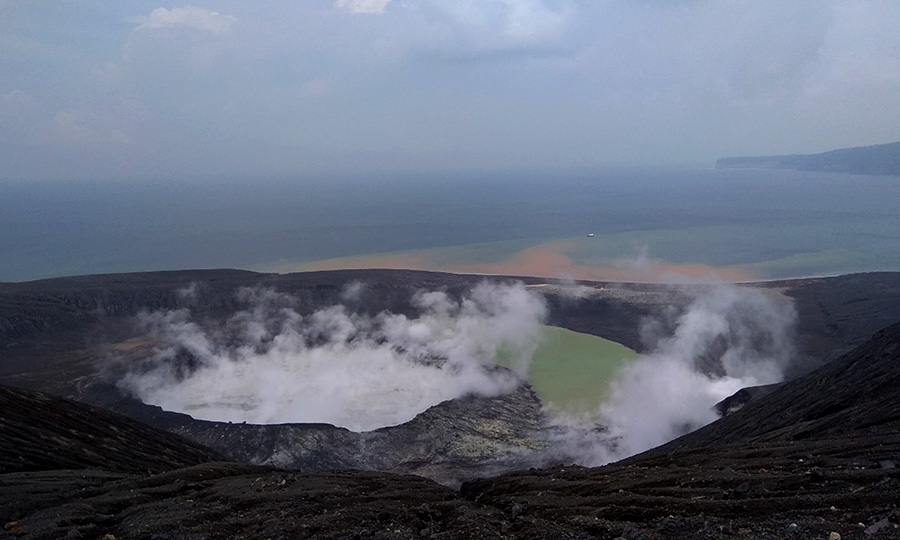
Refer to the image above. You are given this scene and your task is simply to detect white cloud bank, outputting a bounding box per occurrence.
[4,1,899,180]
[335,0,390,15]
[129,6,236,34]
[433,0,570,42]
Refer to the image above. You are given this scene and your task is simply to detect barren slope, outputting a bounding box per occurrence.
[3,323,900,538]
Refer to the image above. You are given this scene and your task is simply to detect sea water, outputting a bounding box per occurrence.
[1,167,898,282]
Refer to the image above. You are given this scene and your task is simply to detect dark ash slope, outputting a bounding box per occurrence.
[2,324,900,538]
[463,322,900,538]
[0,385,220,475]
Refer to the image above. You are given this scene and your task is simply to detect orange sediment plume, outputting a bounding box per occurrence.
[291,241,756,283]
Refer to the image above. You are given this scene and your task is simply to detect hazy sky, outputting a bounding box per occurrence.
[2,1,899,181]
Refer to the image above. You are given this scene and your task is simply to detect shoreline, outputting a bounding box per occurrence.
[287,266,860,287]
[277,240,761,285]
[2,260,887,287]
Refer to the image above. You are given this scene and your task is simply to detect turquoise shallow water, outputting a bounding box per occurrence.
[1,168,898,282]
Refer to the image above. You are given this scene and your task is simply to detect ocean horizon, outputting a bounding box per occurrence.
[2,167,899,283]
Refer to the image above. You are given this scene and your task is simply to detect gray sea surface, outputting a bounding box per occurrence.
[1,168,898,282]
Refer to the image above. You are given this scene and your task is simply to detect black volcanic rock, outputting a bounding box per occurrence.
[0,385,220,475]
[777,272,900,371]
[714,382,782,416]
[85,379,550,487]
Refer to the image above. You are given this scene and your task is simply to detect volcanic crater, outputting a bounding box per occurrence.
[3,269,900,538]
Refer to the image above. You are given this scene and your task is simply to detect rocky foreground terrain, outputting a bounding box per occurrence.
[1,320,898,539]
[2,269,900,538]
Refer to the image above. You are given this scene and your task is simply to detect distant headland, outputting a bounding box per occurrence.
[716,140,900,176]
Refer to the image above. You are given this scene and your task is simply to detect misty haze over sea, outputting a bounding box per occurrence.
[1,167,898,282]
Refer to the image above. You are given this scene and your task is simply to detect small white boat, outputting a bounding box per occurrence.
[587,233,595,238]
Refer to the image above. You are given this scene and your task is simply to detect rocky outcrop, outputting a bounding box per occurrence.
[714,382,782,416]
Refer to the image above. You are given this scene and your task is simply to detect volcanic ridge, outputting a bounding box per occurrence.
[1,269,900,538]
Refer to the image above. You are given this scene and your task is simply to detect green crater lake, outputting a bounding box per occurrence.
[500,326,638,416]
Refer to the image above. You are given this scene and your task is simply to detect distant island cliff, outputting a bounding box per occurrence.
[715,140,900,176]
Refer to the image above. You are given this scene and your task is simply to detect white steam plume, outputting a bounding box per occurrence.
[548,285,796,465]
[117,281,546,432]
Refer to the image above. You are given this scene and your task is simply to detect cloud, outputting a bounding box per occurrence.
[300,77,331,96]
[413,0,574,58]
[115,282,547,432]
[129,6,236,34]
[0,89,38,146]
[52,110,133,147]
[4,1,900,180]
[335,0,390,15]
[1,89,32,107]
[53,111,94,142]
[340,280,366,302]
[598,285,795,461]
[435,0,567,35]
